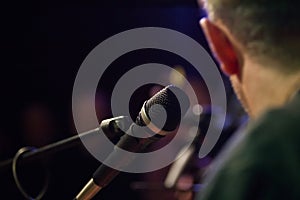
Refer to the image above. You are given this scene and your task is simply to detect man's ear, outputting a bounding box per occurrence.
[200,18,240,76]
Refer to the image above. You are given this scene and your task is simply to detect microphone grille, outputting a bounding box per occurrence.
[144,85,190,131]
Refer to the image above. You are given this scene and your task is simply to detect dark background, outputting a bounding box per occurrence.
[0,0,243,199]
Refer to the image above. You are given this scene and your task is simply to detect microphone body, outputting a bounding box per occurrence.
[75,85,189,200]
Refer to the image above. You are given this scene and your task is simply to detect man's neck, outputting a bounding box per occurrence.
[243,60,300,119]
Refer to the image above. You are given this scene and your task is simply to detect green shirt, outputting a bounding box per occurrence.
[198,91,300,200]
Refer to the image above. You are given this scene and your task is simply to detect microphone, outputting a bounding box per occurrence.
[75,85,190,200]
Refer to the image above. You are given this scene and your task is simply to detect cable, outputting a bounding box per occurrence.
[12,147,49,200]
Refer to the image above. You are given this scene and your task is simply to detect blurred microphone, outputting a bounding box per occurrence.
[75,85,190,200]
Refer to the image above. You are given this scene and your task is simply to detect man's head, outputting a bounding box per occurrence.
[200,0,300,118]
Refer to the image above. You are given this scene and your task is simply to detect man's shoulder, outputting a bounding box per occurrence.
[248,92,300,147]
[197,93,300,200]
[236,91,300,182]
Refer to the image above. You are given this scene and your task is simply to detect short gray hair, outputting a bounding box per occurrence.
[205,0,300,72]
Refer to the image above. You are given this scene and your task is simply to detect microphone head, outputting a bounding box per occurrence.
[141,85,190,132]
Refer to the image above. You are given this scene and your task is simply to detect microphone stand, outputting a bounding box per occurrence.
[0,116,129,172]
[0,116,129,199]
[1,128,96,172]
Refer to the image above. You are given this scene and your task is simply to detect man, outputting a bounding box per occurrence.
[197,0,300,199]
